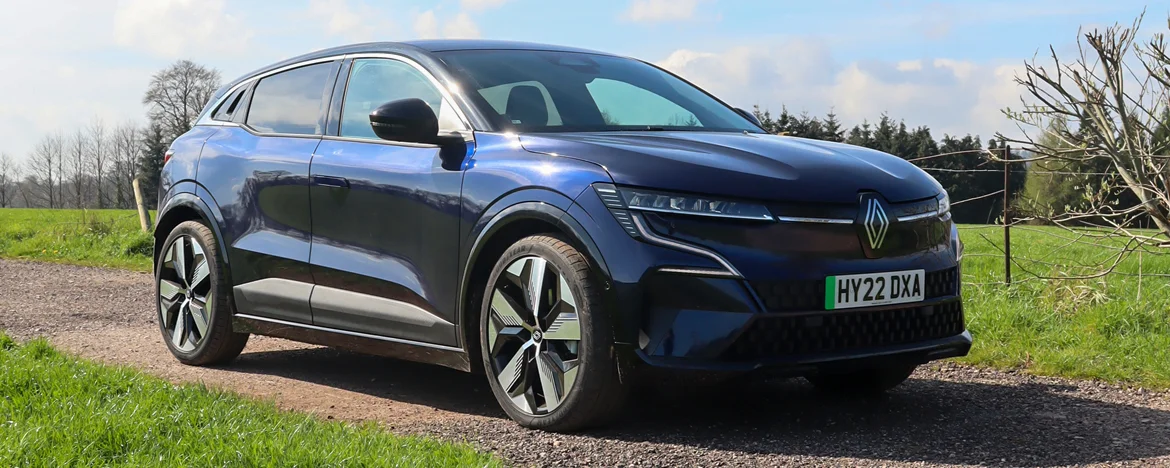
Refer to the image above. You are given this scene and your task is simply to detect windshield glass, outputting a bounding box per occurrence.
[436,50,762,133]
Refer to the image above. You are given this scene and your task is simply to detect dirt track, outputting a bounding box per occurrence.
[2,258,1170,467]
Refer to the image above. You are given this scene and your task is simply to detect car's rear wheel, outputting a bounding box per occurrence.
[156,220,248,365]
[805,365,917,395]
[480,235,627,431]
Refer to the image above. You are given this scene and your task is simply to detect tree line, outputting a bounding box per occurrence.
[0,60,220,210]
[750,106,1026,224]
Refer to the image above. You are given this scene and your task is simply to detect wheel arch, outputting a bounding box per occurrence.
[457,198,612,373]
[154,186,229,274]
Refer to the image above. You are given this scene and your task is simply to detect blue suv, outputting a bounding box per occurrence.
[154,40,969,431]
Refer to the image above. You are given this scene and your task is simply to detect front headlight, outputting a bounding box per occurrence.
[937,191,950,216]
[595,184,772,221]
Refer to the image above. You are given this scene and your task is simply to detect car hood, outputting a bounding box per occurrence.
[518,131,942,204]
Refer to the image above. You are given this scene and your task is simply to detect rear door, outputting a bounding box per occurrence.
[197,60,341,324]
[308,56,469,346]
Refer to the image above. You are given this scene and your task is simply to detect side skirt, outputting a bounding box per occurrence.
[232,313,472,372]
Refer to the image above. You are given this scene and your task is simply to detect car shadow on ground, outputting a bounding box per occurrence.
[227,347,1170,467]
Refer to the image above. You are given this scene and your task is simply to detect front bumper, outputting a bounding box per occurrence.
[614,271,969,383]
[570,186,969,382]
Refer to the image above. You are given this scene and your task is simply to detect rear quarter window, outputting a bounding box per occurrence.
[246,62,337,135]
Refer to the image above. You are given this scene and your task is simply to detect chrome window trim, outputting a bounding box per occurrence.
[320,134,470,149]
[341,52,472,131]
[630,213,742,278]
[774,216,854,225]
[195,55,346,127]
[234,313,464,352]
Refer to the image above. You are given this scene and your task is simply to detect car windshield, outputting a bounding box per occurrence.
[436,49,762,133]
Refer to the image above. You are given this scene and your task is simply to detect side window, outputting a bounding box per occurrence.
[211,87,246,122]
[340,58,465,140]
[585,78,700,127]
[246,62,336,135]
[477,81,563,126]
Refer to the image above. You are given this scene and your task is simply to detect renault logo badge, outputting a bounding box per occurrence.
[864,198,889,249]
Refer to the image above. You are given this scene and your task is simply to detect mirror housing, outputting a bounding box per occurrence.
[369,98,442,144]
[735,107,764,128]
[369,98,468,170]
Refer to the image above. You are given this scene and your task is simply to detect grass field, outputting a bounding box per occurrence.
[958,225,1170,388]
[0,333,499,467]
[0,208,153,271]
[1,207,1168,387]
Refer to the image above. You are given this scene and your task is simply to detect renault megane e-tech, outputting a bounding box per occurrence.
[153,40,969,431]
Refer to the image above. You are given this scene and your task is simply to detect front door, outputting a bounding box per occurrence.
[308,57,469,346]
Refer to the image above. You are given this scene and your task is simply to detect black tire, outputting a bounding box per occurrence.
[806,365,917,395]
[479,235,627,431]
[155,220,248,365]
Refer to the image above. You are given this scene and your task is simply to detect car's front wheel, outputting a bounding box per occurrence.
[156,220,248,365]
[479,235,627,431]
[805,365,917,395]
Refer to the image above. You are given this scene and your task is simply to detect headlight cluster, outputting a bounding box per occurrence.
[602,185,772,220]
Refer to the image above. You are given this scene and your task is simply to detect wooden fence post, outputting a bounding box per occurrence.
[132,178,152,233]
[1003,143,1012,286]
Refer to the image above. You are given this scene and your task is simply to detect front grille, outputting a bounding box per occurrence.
[750,267,958,312]
[924,267,959,298]
[726,300,965,361]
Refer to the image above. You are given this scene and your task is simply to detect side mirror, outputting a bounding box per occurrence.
[369,98,441,144]
[369,98,468,170]
[735,107,763,128]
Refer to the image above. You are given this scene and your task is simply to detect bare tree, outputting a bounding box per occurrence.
[0,152,17,208]
[143,60,221,140]
[25,134,63,208]
[67,129,90,208]
[1001,12,1170,261]
[88,119,109,208]
[111,123,141,209]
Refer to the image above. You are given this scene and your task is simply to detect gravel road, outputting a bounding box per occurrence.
[2,258,1169,467]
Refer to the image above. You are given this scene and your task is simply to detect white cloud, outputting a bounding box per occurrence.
[113,0,249,58]
[461,0,510,10]
[413,10,480,39]
[413,10,440,39]
[445,12,482,39]
[308,0,384,42]
[657,41,1023,141]
[896,60,923,72]
[621,0,707,23]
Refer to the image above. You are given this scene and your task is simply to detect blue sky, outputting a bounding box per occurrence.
[0,0,1162,161]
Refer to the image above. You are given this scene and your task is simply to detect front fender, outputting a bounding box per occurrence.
[456,190,614,352]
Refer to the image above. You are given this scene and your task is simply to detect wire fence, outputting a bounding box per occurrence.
[917,144,1169,290]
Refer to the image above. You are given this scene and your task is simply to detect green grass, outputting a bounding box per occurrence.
[0,208,153,271]
[0,333,499,467]
[959,224,1170,388]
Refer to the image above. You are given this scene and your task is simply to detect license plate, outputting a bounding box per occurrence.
[825,269,924,310]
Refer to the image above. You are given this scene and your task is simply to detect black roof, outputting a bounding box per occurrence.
[404,39,610,55]
[219,40,613,96]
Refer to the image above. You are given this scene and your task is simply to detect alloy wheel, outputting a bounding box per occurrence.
[488,256,582,414]
[158,235,212,352]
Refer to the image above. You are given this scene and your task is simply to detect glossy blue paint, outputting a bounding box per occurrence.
[196,127,318,299]
[156,41,969,379]
[520,132,943,204]
[158,126,217,205]
[308,137,463,345]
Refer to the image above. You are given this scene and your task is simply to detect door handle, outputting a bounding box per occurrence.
[313,175,350,189]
